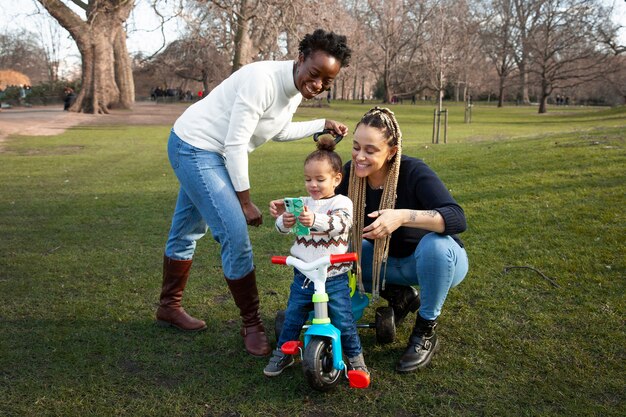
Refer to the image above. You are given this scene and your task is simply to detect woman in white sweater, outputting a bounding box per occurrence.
[156,29,352,358]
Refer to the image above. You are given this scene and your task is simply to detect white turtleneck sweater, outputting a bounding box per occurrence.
[173,60,326,192]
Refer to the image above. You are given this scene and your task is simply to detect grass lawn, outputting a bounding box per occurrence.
[0,102,624,416]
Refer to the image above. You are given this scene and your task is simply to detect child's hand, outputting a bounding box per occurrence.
[269,199,286,218]
[282,212,297,228]
[298,206,315,227]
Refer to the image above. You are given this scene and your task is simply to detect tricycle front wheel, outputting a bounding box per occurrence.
[302,336,342,392]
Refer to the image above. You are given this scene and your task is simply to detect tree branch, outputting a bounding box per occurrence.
[503,265,560,288]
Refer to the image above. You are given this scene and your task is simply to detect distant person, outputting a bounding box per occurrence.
[264,136,368,378]
[19,85,26,106]
[63,87,75,111]
[156,29,352,358]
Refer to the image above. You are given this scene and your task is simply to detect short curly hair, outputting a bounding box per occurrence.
[298,29,352,67]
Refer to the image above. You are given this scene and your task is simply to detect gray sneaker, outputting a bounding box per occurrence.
[347,353,370,375]
[263,349,295,377]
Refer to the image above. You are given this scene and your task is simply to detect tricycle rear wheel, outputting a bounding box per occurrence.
[274,309,286,341]
[375,306,396,344]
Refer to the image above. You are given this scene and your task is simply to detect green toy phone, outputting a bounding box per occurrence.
[284,197,310,236]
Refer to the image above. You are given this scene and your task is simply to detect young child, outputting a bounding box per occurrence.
[264,136,369,378]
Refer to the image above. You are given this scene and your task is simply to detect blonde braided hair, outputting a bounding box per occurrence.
[348,107,402,298]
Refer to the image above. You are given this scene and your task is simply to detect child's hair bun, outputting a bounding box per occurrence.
[316,134,337,152]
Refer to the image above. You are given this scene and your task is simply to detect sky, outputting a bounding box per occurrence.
[0,0,624,75]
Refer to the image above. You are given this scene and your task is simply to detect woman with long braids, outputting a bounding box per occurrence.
[342,107,468,372]
[157,29,352,358]
[271,107,468,371]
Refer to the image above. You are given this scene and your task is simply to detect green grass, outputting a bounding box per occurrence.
[1,103,624,416]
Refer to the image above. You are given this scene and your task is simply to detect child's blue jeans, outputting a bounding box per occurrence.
[277,269,363,358]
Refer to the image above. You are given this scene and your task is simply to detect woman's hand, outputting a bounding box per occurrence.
[269,199,286,219]
[363,209,445,238]
[242,201,263,227]
[362,209,404,239]
[298,206,315,227]
[237,190,262,227]
[324,119,348,137]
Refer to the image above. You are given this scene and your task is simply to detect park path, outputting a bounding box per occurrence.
[0,101,186,150]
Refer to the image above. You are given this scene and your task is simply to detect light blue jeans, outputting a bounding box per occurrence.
[360,233,469,321]
[164,130,254,280]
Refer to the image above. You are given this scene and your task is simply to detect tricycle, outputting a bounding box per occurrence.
[271,252,397,391]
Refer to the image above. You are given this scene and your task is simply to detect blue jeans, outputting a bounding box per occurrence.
[361,233,469,321]
[278,269,363,358]
[164,130,254,279]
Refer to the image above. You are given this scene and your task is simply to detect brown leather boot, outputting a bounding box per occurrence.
[226,269,271,357]
[156,255,207,332]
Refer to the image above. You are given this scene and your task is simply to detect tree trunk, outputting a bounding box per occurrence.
[202,69,210,96]
[113,28,135,109]
[232,0,252,73]
[383,48,391,103]
[38,0,135,114]
[538,93,548,114]
[498,75,506,108]
[518,62,530,105]
[538,81,550,114]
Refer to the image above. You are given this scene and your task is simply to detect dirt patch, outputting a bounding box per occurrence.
[0,101,187,150]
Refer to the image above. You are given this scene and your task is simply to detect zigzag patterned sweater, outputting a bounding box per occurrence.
[275,194,353,277]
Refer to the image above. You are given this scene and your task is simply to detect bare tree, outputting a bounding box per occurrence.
[601,55,626,104]
[197,0,291,71]
[479,0,517,107]
[152,35,230,94]
[597,1,625,56]
[35,0,136,114]
[351,0,433,103]
[449,0,485,104]
[512,0,543,105]
[419,0,466,111]
[32,17,65,83]
[0,29,49,83]
[527,0,611,113]
[187,0,357,91]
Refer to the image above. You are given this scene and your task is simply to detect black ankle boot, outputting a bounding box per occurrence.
[396,315,438,373]
[379,284,420,324]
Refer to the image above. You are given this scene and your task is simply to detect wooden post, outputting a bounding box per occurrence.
[444,109,448,144]
[432,108,437,144]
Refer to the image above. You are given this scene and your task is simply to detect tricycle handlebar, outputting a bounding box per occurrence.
[330,253,358,264]
[271,253,357,271]
[271,256,288,265]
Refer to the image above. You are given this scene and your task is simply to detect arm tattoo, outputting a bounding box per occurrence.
[410,210,438,222]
